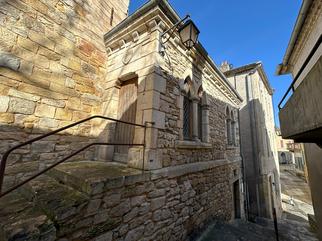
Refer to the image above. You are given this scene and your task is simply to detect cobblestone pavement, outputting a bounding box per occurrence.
[195,169,318,241]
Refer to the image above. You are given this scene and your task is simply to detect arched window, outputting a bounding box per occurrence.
[183,77,193,140]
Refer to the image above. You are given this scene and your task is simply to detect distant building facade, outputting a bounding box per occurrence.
[223,62,282,220]
[276,0,322,238]
[275,128,308,177]
[275,128,294,164]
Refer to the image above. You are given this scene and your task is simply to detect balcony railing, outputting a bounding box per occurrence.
[278,34,321,110]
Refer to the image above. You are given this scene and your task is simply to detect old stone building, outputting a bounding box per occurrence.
[222,62,282,220]
[275,128,307,176]
[0,0,244,240]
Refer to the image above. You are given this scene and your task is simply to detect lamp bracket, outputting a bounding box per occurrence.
[160,14,190,45]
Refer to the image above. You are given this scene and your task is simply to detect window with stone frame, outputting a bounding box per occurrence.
[197,86,204,140]
[181,78,209,144]
[198,101,202,140]
[183,95,192,140]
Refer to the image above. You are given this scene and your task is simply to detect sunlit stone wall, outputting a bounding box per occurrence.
[0,0,129,185]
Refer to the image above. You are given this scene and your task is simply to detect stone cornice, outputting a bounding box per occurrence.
[103,0,242,106]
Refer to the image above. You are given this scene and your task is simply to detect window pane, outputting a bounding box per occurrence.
[198,103,202,140]
[183,97,191,140]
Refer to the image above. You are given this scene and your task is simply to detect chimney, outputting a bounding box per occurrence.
[220,61,233,72]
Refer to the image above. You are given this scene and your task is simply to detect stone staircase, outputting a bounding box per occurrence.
[0,161,141,241]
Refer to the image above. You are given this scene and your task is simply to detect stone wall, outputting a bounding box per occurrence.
[157,69,240,167]
[103,6,242,169]
[54,161,240,241]
[0,0,129,185]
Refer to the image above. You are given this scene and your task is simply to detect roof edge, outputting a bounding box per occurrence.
[276,0,313,75]
[224,62,274,95]
[104,0,180,41]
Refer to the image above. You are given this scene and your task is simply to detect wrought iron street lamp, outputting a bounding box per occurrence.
[160,15,200,55]
[178,19,200,50]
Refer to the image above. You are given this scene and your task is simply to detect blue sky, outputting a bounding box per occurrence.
[129,0,302,127]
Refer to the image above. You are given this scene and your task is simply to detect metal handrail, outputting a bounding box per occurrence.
[278,34,322,110]
[0,115,149,198]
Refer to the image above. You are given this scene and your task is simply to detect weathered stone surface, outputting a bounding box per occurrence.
[110,199,131,217]
[41,98,65,108]
[38,117,59,128]
[8,89,40,101]
[0,52,20,70]
[8,97,36,114]
[0,96,9,112]
[87,199,102,215]
[55,108,72,120]
[151,196,166,211]
[93,231,113,241]
[131,195,145,207]
[0,113,14,123]
[31,142,55,153]
[124,226,144,241]
[35,104,56,118]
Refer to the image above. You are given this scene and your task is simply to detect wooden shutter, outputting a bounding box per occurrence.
[114,78,138,163]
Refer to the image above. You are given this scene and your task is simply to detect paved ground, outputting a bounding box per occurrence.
[280,169,314,222]
[195,169,318,241]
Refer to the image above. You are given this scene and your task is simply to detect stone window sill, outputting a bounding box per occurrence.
[226,145,238,150]
[175,140,212,149]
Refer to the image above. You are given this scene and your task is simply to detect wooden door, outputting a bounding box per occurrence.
[233,180,241,218]
[114,78,138,163]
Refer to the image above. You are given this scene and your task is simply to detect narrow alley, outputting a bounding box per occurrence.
[195,167,318,241]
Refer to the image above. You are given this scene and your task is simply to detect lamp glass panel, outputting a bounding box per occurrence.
[179,23,191,44]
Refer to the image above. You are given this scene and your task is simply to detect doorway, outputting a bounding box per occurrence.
[233,180,241,219]
[113,78,138,163]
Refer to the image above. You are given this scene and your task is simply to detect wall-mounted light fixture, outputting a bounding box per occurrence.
[160,14,200,55]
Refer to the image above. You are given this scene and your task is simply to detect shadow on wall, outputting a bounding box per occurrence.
[0,0,106,116]
[239,98,280,220]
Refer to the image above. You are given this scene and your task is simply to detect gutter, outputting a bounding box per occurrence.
[276,0,313,75]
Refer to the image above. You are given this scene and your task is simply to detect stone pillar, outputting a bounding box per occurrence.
[192,98,199,141]
[202,105,210,143]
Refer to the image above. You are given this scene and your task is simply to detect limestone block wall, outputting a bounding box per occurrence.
[0,0,129,185]
[55,161,240,241]
[155,30,241,167]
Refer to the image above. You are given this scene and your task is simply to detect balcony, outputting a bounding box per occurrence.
[279,56,322,144]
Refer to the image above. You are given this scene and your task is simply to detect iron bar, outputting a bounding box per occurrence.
[278,34,321,110]
[0,115,146,197]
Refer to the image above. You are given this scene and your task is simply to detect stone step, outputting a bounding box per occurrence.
[20,175,89,238]
[47,161,146,195]
[0,192,56,241]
